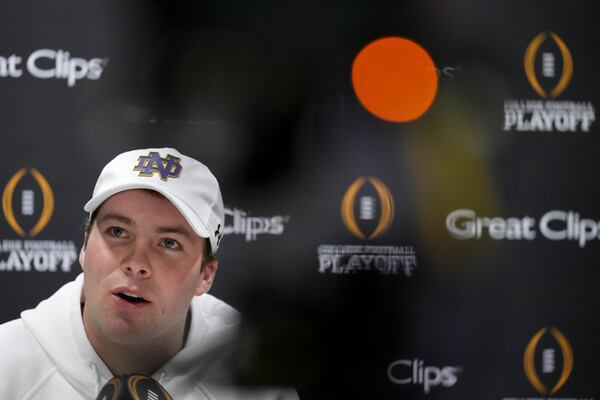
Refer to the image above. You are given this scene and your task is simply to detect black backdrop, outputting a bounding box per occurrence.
[1,0,599,398]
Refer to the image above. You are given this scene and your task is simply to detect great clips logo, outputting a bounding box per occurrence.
[446,209,600,248]
[222,207,288,241]
[387,358,461,394]
[503,32,595,133]
[1,168,77,273]
[0,49,108,87]
[524,327,573,395]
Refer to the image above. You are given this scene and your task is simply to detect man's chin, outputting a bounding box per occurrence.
[96,311,155,341]
[104,324,157,346]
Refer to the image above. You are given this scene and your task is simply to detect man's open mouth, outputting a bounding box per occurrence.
[116,291,149,304]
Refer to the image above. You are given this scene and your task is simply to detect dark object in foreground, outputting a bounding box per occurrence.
[96,374,173,400]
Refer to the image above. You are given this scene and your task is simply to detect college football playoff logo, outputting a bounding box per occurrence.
[523,326,573,395]
[341,176,394,240]
[524,32,573,98]
[1,168,54,237]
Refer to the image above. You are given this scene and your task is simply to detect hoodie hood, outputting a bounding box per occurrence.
[152,282,243,398]
[20,273,242,399]
[21,274,111,397]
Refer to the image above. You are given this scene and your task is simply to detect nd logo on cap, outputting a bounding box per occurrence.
[133,152,183,181]
[2,168,54,237]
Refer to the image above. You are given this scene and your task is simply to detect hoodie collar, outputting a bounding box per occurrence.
[21,273,112,398]
[21,273,241,398]
[152,290,242,395]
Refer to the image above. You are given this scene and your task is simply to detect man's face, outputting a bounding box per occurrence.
[79,189,217,346]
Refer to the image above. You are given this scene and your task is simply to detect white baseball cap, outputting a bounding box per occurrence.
[84,148,224,253]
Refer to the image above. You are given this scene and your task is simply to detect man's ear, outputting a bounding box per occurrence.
[194,259,218,296]
[79,246,86,271]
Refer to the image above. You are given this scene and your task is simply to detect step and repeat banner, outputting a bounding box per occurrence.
[0,0,598,398]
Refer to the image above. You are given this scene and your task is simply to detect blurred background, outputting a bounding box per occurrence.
[1,0,598,398]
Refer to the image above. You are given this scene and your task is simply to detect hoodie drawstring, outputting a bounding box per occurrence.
[90,363,100,394]
[158,370,167,385]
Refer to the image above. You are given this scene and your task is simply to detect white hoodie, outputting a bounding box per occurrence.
[0,274,299,399]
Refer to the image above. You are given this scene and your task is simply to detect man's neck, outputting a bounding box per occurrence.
[81,304,191,376]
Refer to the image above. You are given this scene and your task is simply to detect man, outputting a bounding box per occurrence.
[0,148,299,399]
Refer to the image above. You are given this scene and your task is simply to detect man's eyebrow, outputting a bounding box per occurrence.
[98,213,134,226]
[155,226,193,237]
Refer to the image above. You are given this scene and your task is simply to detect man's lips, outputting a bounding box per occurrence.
[111,287,151,305]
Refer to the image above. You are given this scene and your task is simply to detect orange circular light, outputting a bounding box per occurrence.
[352,37,438,122]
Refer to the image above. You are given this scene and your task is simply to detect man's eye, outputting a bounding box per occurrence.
[110,227,125,237]
[162,239,180,249]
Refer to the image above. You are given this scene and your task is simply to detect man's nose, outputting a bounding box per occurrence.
[122,240,152,277]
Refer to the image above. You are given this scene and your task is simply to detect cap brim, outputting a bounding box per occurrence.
[84,183,212,240]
